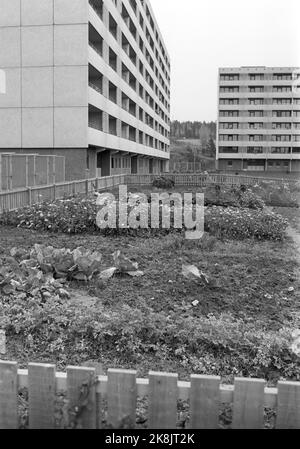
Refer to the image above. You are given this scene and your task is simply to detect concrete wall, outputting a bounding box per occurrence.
[0,0,89,150]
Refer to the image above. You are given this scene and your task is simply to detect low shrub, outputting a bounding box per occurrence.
[252,181,299,208]
[0,196,288,240]
[205,206,288,240]
[153,176,175,189]
[205,185,265,210]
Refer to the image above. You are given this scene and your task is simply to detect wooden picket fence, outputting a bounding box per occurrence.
[127,173,299,187]
[0,172,298,214]
[0,174,126,214]
[0,361,299,429]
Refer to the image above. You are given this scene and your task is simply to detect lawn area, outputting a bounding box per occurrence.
[0,199,299,385]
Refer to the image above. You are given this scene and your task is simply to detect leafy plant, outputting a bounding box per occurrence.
[153,176,175,189]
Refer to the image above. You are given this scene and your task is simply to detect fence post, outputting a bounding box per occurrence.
[8,155,13,191]
[28,187,32,206]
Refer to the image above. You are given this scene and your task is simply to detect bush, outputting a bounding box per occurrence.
[238,190,265,210]
[0,195,289,240]
[153,176,175,189]
[0,196,99,234]
[205,185,265,210]
[205,206,288,240]
[252,181,299,208]
[1,294,299,379]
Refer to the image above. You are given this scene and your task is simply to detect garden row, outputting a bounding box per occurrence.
[0,192,289,241]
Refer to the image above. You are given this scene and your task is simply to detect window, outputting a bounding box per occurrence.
[89,0,103,19]
[88,64,103,93]
[247,147,263,153]
[109,13,118,39]
[249,135,263,142]
[273,73,292,80]
[219,123,239,129]
[271,135,291,142]
[249,123,263,129]
[249,86,264,93]
[109,48,118,72]
[273,86,292,92]
[89,24,103,56]
[249,111,264,117]
[272,123,291,129]
[109,115,117,135]
[88,105,103,131]
[219,135,239,141]
[220,86,239,93]
[220,99,239,105]
[227,161,233,167]
[219,111,239,117]
[249,74,264,80]
[271,147,291,154]
[219,147,239,153]
[273,98,292,105]
[109,82,117,103]
[249,98,264,105]
[220,74,239,81]
[273,111,292,117]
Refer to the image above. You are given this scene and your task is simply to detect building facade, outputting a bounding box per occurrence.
[0,0,170,181]
[216,66,300,173]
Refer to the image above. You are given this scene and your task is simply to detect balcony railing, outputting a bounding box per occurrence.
[89,41,103,57]
[89,0,103,20]
[89,81,103,94]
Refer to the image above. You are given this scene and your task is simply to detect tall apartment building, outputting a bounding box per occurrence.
[0,0,170,181]
[216,67,300,173]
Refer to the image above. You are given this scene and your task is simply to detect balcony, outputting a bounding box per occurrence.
[88,64,103,94]
[88,105,103,131]
[89,24,103,57]
[89,0,103,20]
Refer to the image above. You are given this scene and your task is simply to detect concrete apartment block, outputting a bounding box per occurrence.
[0,0,170,180]
[216,66,300,173]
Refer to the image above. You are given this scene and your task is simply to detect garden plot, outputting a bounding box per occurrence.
[0,183,299,385]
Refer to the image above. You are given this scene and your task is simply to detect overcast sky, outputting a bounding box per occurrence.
[150,0,300,122]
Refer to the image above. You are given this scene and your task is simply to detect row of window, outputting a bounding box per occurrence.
[219,135,300,141]
[225,161,292,168]
[131,0,170,70]
[220,98,300,105]
[89,24,170,121]
[89,64,169,137]
[220,73,300,81]
[219,122,300,129]
[220,86,299,93]
[111,156,131,169]
[121,2,170,83]
[219,147,300,154]
[89,0,170,101]
[219,111,300,117]
[88,105,169,151]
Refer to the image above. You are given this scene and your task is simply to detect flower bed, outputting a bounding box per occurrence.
[0,195,288,240]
